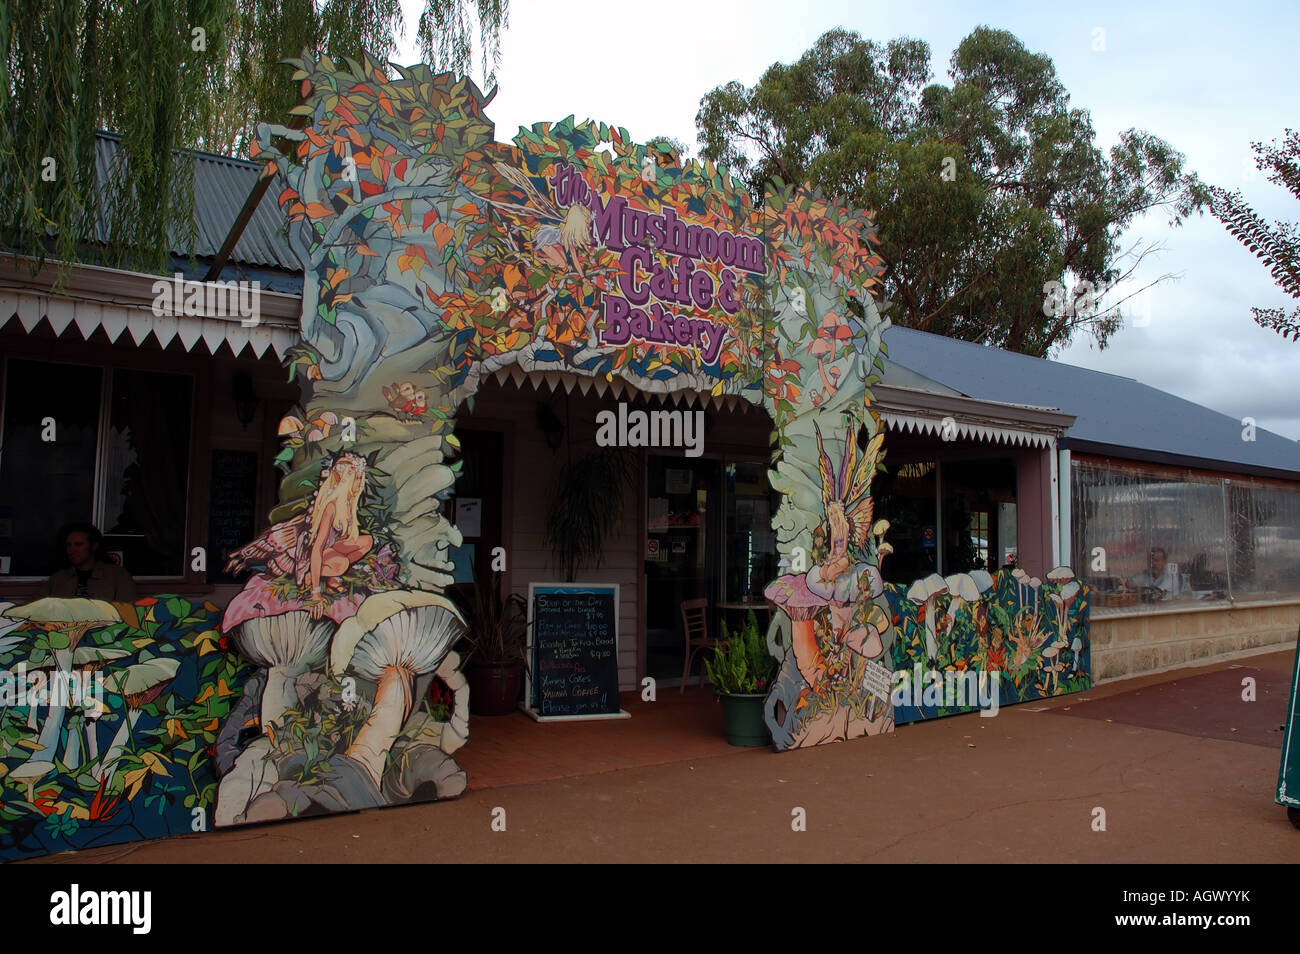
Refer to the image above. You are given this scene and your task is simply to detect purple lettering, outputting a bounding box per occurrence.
[619,246,651,305]
[700,322,728,364]
[699,227,718,259]
[674,316,694,346]
[716,269,740,314]
[718,232,735,265]
[690,269,713,310]
[602,295,632,345]
[590,192,627,251]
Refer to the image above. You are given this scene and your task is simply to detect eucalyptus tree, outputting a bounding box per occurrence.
[1210,129,1300,342]
[696,26,1209,356]
[0,0,509,275]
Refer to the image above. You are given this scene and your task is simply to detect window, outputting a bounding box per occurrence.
[0,358,194,578]
[1071,458,1300,610]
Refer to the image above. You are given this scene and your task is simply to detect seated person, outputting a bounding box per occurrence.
[1129,546,1179,598]
[40,522,138,602]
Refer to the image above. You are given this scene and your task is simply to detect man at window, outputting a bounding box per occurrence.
[40,522,138,602]
[1130,546,1179,599]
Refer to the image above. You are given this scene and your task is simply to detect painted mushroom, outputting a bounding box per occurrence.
[907,573,948,661]
[8,760,56,804]
[330,591,467,788]
[1046,566,1075,587]
[1047,581,1082,650]
[765,574,830,689]
[98,658,181,782]
[1011,567,1029,607]
[64,646,130,768]
[229,611,333,731]
[1028,576,1042,615]
[1071,636,1084,673]
[943,573,981,643]
[3,599,120,762]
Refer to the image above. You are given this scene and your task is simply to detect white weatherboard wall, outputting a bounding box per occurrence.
[460,379,642,691]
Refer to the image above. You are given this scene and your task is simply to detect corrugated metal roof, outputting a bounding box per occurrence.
[882,326,1300,478]
[93,131,299,271]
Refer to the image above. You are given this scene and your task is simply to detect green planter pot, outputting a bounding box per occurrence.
[718,692,771,747]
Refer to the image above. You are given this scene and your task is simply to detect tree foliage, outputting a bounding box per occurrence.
[0,0,509,275]
[1209,129,1300,342]
[696,26,1210,355]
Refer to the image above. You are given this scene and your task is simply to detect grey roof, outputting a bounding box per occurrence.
[882,325,1300,480]
[93,131,300,272]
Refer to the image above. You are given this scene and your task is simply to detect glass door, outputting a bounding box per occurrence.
[644,456,721,684]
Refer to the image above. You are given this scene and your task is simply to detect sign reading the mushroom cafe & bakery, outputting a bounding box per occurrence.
[547,161,764,371]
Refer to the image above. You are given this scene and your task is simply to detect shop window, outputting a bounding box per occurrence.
[1072,460,1300,609]
[0,358,193,578]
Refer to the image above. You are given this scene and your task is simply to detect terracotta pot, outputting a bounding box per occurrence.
[468,659,524,716]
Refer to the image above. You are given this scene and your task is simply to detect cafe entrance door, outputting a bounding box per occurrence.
[644,455,721,687]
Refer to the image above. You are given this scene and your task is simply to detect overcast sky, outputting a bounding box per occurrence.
[395,0,1300,439]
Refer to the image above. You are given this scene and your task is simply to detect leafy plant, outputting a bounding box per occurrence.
[462,584,528,665]
[705,611,778,695]
[544,449,633,583]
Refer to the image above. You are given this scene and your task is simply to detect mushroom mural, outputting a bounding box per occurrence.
[99,657,181,782]
[2,598,120,761]
[907,574,949,661]
[329,590,466,788]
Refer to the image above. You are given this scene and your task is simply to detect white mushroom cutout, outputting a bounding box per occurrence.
[330,591,467,788]
[1047,581,1082,650]
[1046,566,1075,587]
[1011,568,1029,607]
[943,573,981,644]
[3,599,120,762]
[231,612,333,731]
[907,573,948,661]
[98,658,181,782]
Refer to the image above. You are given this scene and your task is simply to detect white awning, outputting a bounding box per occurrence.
[0,258,301,360]
[881,410,1057,448]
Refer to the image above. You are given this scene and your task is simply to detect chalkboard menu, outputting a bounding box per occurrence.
[529,584,620,717]
[207,449,259,584]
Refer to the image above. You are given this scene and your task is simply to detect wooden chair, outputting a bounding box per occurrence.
[679,598,714,692]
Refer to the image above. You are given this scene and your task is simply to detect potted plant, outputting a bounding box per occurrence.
[462,584,528,716]
[705,610,778,747]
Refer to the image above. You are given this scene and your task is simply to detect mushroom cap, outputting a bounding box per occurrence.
[944,573,981,602]
[232,611,332,673]
[278,415,304,436]
[1061,581,1081,601]
[969,570,994,593]
[1011,568,1028,583]
[71,646,131,669]
[8,760,55,784]
[4,597,120,627]
[104,658,181,706]
[1047,566,1076,583]
[907,573,948,603]
[331,591,467,679]
[765,574,827,621]
[1028,577,1042,588]
[1042,645,1060,659]
[1071,637,1083,652]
